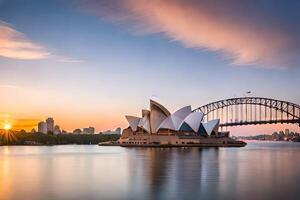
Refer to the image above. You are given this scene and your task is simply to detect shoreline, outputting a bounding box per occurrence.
[99,140,247,148]
[0,132,120,146]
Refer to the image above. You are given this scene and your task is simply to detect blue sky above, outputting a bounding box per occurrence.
[0,0,300,134]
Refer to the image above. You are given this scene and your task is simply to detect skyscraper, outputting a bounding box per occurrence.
[38,121,47,134]
[89,127,95,134]
[46,117,54,134]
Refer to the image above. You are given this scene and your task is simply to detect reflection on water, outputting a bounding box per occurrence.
[0,142,300,200]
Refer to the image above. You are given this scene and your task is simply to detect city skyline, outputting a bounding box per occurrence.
[1,0,300,135]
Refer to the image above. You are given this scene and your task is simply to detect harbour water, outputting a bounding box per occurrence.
[0,142,300,200]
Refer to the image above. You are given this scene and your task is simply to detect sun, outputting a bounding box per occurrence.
[3,123,12,130]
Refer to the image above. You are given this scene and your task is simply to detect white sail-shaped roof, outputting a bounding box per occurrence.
[173,106,191,120]
[202,119,220,135]
[157,115,181,131]
[157,106,192,131]
[125,116,141,132]
[138,115,151,133]
[180,112,204,132]
[150,100,171,133]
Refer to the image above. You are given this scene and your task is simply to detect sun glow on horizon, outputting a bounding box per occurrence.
[3,123,12,130]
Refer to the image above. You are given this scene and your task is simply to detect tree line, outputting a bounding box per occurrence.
[0,132,120,145]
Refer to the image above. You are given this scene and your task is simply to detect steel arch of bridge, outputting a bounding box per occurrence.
[194,97,300,127]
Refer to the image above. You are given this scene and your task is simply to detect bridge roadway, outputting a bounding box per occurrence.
[220,119,300,127]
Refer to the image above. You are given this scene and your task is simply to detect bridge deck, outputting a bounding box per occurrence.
[220,119,300,127]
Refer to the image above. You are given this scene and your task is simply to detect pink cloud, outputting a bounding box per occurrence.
[0,21,82,63]
[80,0,298,68]
[0,21,50,60]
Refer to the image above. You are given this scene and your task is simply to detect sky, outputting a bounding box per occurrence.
[0,0,300,135]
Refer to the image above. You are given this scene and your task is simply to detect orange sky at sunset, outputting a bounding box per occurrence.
[1,83,299,135]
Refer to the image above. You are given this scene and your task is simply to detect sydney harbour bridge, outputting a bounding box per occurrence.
[194,97,300,128]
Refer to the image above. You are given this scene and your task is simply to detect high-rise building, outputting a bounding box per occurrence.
[38,121,47,134]
[46,118,54,133]
[89,127,95,134]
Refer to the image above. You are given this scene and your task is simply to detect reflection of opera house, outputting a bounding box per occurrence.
[118,100,246,147]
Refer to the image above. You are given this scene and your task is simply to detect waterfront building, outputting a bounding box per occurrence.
[54,125,61,135]
[90,127,95,134]
[285,129,290,136]
[83,127,95,134]
[38,121,47,134]
[115,127,121,134]
[117,100,245,147]
[46,118,54,133]
[83,128,89,134]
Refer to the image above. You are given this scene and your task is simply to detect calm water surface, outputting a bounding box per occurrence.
[0,141,300,200]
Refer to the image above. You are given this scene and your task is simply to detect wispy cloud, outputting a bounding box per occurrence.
[78,0,300,68]
[0,20,82,63]
[50,54,84,63]
[0,21,50,60]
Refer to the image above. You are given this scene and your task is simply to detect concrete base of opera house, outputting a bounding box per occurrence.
[99,130,247,148]
[100,142,246,148]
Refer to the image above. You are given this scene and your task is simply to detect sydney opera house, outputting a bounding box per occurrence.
[118,100,246,147]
